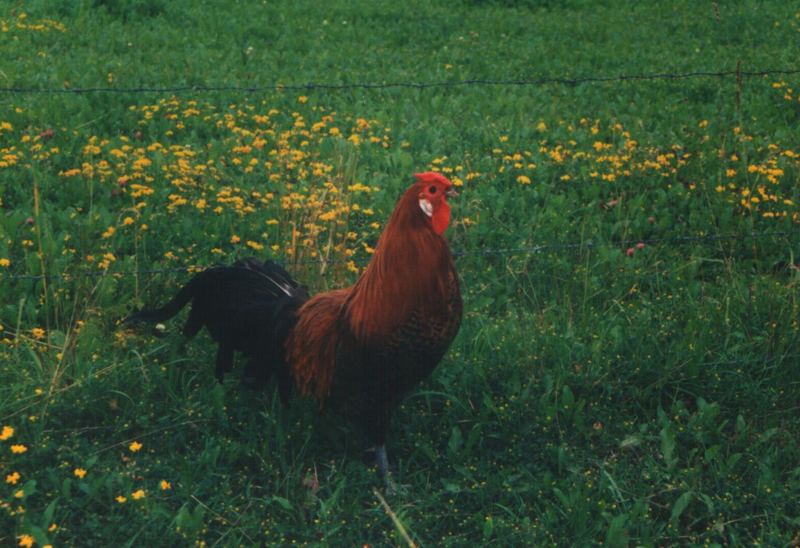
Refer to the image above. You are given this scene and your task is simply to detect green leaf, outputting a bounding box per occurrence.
[175,503,205,536]
[271,496,292,511]
[552,487,571,508]
[482,516,494,541]
[670,491,693,525]
[28,525,50,547]
[735,414,747,434]
[448,425,463,455]
[604,514,628,548]
[660,426,677,470]
[43,497,59,525]
[619,435,641,449]
[443,481,460,493]
[20,479,37,500]
[561,385,574,407]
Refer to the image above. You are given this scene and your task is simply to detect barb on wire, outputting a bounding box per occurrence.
[2,68,799,95]
[0,230,792,283]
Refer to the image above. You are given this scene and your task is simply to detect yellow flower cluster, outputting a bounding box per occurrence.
[47,97,393,276]
[1,12,66,33]
[479,118,799,222]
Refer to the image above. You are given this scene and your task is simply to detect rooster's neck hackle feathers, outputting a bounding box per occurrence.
[288,174,458,403]
[347,177,454,340]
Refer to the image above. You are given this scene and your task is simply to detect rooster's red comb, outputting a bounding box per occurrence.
[414,172,452,187]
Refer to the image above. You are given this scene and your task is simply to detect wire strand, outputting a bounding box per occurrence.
[0,230,792,282]
[2,68,798,95]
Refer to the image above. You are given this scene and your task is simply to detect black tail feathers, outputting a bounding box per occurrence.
[124,258,306,327]
[123,278,198,327]
[125,258,309,391]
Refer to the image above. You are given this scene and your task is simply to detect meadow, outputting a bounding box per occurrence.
[1,0,799,545]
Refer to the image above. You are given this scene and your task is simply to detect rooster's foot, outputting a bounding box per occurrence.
[371,445,408,495]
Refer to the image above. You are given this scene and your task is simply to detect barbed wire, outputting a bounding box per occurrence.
[0,230,793,283]
[452,230,793,257]
[2,68,799,95]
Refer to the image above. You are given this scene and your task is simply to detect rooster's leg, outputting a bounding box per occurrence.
[375,444,399,495]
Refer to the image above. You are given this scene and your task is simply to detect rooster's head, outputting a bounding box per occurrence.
[413,171,458,235]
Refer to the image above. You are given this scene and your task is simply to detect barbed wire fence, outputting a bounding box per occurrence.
[2,67,799,95]
[0,230,795,283]
[0,64,797,382]
[1,64,799,284]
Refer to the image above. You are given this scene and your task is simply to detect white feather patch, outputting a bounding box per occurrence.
[419,198,433,217]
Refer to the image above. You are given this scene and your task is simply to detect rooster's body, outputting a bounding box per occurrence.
[127,172,462,490]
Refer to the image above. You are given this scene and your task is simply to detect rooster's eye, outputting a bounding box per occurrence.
[429,186,437,194]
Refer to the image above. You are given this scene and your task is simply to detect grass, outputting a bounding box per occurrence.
[1,0,800,545]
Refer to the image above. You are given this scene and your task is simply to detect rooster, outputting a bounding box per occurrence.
[128,172,462,491]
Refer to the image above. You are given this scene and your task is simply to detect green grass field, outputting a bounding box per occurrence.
[2,0,800,545]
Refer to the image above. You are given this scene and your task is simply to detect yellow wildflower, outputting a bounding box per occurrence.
[131,489,146,500]
[99,253,116,269]
[11,444,27,454]
[116,495,127,503]
[0,258,9,267]
[230,235,240,244]
[6,471,20,484]
[18,535,34,548]
[246,241,263,251]
[74,468,87,479]
[14,489,24,498]
[129,441,142,452]
[160,480,171,490]
[0,425,14,440]
[516,175,531,185]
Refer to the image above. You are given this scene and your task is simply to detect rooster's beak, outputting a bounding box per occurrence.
[446,188,459,198]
